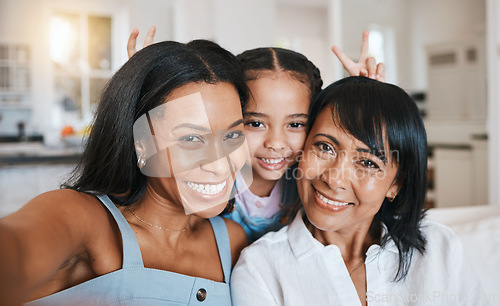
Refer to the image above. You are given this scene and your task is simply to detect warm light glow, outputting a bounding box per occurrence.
[49,16,77,64]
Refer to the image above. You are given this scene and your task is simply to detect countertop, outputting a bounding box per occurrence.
[0,142,82,165]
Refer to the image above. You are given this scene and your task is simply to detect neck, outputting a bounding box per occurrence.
[305,217,376,260]
[127,184,195,239]
[248,175,279,197]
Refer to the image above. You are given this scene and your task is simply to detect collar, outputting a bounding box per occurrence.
[287,210,328,260]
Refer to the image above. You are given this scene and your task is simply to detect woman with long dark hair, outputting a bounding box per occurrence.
[0,40,249,305]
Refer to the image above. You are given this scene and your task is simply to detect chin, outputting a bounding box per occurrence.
[192,202,228,219]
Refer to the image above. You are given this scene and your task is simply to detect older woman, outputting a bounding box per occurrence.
[231,76,489,305]
[0,40,250,305]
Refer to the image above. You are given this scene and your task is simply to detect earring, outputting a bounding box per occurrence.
[387,192,396,202]
[137,155,146,169]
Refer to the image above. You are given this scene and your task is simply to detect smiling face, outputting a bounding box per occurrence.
[134,82,249,218]
[244,72,310,193]
[297,106,400,232]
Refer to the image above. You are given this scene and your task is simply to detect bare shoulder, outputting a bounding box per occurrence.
[222,218,248,267]
[3,189,111,243]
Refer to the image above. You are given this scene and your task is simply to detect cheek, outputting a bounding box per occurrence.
[298,150,325,180]
[288,131,307,153]
[230,145,249,172]
[243,130,262,156]
[352,176,389,203]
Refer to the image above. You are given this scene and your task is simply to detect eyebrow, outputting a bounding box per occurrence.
[290,113,308,119]
[244,112,308,119]
[314,133,388,163]
[228,119,244,129]
[172,119,244,132]
[244,112,268,118]
[313,133,339,146]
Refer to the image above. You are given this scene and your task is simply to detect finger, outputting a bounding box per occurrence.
[359,30,369,59]
[127,28,139,59]
[359,68,368,78]
[331,45,355,73]
[366,57,377,79]
[376,63,386,82]
[143,25,156,48]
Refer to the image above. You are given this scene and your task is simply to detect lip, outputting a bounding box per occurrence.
[256,156,291,171]
[312,186,353,213]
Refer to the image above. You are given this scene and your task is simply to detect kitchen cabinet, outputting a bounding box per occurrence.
[426,37,486,120]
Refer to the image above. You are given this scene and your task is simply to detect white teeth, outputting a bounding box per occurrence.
[316,191,349,207]
[261,158,285,164]
[186,181,226,195]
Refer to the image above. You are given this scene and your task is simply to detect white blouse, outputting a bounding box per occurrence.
[231,210,490,306]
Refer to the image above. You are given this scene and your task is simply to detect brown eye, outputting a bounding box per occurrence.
[179,135,203,143]
[361,159,379,169]
[245,121,264,128]
[224,131,244,141]
[288,122,305,128]
[313,142,335,156]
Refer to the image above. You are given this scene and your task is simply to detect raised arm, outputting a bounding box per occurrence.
[127,26,156,58]
[331,30,385,82]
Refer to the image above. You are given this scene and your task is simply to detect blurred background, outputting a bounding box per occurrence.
[0,0,499,217]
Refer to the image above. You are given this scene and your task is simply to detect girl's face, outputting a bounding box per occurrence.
[297,106,399,232]
[138,82,247,218]
[244,72,310,186]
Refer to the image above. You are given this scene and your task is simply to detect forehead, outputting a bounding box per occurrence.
[311,106,390,150]
[245,73,310,112]
[160,82,243,129]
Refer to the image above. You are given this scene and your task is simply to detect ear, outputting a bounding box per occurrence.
[134,139,147,158]
[385,182,400,202]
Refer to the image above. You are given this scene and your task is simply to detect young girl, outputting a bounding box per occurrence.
[128,28,385,243]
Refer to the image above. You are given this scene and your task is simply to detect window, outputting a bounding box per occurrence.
[50,12,113,118]
[368,24,397,84]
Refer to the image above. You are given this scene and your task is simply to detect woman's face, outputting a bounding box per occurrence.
[297,106,400,232]
[136,82,248,218]
[243,72,310,185]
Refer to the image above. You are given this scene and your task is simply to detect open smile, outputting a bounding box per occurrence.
[256,156,291,171]
[313,187,354,212]
[186,181,227,196]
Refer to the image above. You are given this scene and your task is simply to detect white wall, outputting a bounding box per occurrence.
[409,0,486,91]
[274,4,332,84]
[487,0,500,206]
[340,0,412,88]
[172,0,275,55]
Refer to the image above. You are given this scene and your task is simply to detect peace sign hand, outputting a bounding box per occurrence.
[127,26,156,59]
[331,30,385,82]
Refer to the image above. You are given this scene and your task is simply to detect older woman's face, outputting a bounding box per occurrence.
[134,82,250,218]
[297,107,399,232]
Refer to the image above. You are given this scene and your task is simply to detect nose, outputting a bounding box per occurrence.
[200,156,231,176]
[321,151,351,191]
[199,135,231,176]
[263,126,287,151]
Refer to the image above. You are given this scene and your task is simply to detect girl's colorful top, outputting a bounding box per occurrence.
[223,165,301,243]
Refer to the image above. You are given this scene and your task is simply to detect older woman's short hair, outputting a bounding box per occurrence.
[308,76,428,281]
